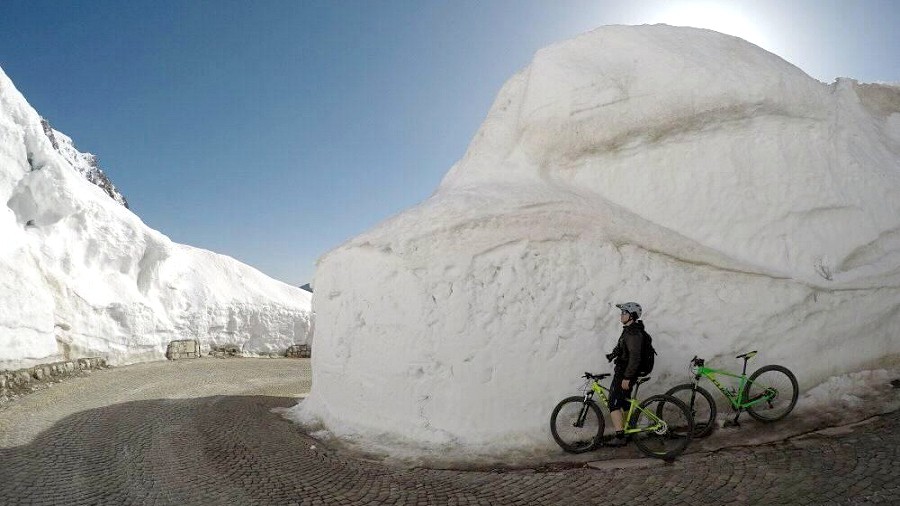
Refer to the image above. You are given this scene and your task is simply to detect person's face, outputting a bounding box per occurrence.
[620,311,631,324]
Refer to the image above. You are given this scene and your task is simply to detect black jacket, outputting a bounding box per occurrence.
[612,320,645,380]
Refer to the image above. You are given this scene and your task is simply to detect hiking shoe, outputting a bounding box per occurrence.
[605,435,628,447]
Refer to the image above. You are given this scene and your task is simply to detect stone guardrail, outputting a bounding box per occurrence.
[165,340,312,360]
[0,339,312,403]
[1,357,108,403]
[1,341,312,403]
[209,344,242,359]
[166,339,202,360]
[285,344,311,358]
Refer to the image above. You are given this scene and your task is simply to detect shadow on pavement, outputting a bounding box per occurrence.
[0,395,323,505]
[1,396,897,505]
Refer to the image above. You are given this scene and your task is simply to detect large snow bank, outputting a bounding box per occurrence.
[0,66,312,370]
[291,25,900,461]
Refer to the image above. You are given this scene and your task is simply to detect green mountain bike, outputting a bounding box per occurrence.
[550,372,694,460]
[664,351,799,438]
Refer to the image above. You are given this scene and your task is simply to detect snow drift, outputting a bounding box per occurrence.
[291,25,900,460]
[0,66,312,370]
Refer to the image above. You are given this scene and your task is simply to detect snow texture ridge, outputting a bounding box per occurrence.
[0,66,312,370]
[291,25,900,461]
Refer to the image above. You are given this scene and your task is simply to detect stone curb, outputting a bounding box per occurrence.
[285,344,311,358]
[586,458,666,470]
[0,357,108,403]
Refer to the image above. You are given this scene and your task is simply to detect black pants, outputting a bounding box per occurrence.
[608,370,632,411]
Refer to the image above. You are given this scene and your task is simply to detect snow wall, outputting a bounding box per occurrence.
[0,66,312,370]
[292,25,900,460]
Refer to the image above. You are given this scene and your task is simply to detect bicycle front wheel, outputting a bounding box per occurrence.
[631,394,693,460]
[550,396,604,453]
[743,365,798,422]
[664,384,717,438]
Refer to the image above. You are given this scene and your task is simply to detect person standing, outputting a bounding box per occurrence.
[605,302,645,447]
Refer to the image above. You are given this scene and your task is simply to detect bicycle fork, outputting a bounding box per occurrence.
[688,376,701,418]
[574,394,593,428]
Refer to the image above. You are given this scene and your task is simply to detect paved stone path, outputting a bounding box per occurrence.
[0,359,897,505]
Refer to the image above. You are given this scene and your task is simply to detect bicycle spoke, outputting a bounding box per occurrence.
[550,397,604,453]
[632,395,693,460]
[665,384,716,438]
[744,366,798,422]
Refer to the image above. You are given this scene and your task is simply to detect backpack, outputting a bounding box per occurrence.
[637,329,657,376]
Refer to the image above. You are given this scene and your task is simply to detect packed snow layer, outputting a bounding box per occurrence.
[291,25,900,460]
[795,369,900,424]
[0,66,312,370]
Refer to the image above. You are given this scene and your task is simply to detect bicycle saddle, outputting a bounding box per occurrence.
[735,351,758,360]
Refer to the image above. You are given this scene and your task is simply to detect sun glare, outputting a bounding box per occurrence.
[650,1,771,49]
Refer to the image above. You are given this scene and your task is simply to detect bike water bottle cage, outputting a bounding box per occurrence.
[735,351,758,361]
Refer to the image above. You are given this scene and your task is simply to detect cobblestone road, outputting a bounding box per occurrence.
[0,359,897,505]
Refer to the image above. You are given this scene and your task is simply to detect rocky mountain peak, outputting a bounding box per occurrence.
[40,118,129,209]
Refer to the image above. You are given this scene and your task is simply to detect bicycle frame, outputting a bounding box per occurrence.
[585,380,666,435]
[693,365,772,410]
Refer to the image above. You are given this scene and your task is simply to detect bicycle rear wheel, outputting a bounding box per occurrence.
[550,396,604,453]
[743,365,798,422]
[631,394,693,460]
[664,384,717,438]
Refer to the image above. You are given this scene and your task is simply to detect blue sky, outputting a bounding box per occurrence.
[2,0,899,285]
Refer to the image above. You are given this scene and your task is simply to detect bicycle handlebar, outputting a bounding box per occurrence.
[690,356,705,367]
[583,372,611,380]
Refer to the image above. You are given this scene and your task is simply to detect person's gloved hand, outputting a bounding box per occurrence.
[605,353,615,362]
